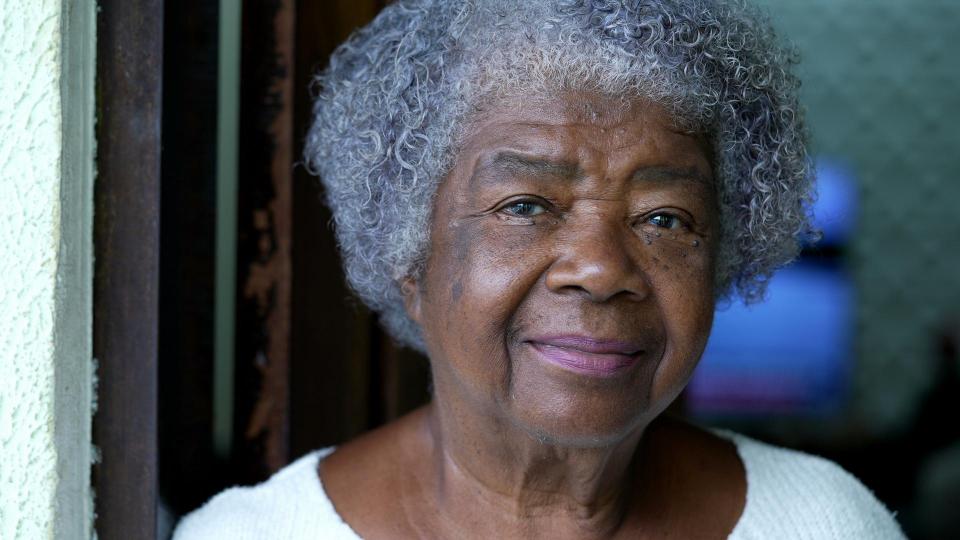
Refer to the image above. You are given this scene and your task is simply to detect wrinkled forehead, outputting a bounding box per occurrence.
[458,90,711,167]
[443,90,715,199]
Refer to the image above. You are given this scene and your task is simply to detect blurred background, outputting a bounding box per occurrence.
[154,1,960,538]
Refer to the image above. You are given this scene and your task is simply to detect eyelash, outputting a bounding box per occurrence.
[496,197,553,219]
[494,198,693,233]
[643,212,689,230]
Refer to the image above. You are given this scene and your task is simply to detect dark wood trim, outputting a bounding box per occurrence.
[92,1,164,538]
[158,0,222,517]
[288,0,431,460]
[288,0,380,458]
[232,0,296,482]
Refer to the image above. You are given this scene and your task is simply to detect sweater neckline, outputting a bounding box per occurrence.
[307,429,754,539]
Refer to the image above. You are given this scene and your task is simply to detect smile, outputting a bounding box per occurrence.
[527,335,642,377]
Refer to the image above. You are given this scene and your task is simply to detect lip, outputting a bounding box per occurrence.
[526,335,642,377]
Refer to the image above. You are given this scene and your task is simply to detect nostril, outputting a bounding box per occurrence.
[544,255,649,303]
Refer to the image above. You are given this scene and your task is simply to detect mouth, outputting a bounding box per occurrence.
[526,335,643,377]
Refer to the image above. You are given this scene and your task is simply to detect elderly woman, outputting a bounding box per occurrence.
[176,0,904,538]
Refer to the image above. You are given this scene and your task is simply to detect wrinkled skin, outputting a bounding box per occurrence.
[410,91,717,447]
[321,92,745,539]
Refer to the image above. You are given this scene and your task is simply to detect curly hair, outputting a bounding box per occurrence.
[305,0,814,351]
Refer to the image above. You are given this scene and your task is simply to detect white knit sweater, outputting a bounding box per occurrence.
[173,432,905,539]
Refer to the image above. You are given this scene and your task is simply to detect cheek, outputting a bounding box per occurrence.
[450,222,543,317]
[643,233,716,401]
[638,222,715,302]
[420,220,550,391]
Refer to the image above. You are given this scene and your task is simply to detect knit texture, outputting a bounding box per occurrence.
[722,431,905,539]
[173,432,905,539]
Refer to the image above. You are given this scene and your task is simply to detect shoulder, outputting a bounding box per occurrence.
[722,431,906,540]
[172,449,360,540]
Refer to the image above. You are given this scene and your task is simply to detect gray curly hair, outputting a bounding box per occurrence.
[305,0,814,351]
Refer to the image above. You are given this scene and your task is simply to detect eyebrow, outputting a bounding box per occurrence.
[471,150,710,186]
[471,151,583,185]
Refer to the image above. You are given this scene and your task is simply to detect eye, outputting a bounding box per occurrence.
[501,200,547,217]
[646,213,686,230]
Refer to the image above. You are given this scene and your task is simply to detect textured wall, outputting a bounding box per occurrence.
[758,0,960,434]
[0,0,95,538]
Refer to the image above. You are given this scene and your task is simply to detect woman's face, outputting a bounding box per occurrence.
[407,91,718,446]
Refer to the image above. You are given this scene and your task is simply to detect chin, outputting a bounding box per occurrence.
[512,414,650,449]
[503,387,662,449]
[498,346,689,448]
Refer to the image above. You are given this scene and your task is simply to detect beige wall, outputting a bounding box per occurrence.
[0,0,95,538]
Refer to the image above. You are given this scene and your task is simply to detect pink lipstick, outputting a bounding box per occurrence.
[527,335,642,377]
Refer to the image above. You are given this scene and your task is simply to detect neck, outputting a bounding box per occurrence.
[419,388,648,539]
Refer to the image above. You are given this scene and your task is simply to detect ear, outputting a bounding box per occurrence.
[400,276,423,326]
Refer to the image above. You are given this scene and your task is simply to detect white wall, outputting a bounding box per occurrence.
[0,0,95,538]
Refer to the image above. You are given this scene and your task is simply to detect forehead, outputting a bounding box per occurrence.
[457,91,711,180]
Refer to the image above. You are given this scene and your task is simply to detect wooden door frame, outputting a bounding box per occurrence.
[92,0,164,538]
[90,3,432,537]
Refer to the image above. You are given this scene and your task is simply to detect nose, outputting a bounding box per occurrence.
[544,220,650,303]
